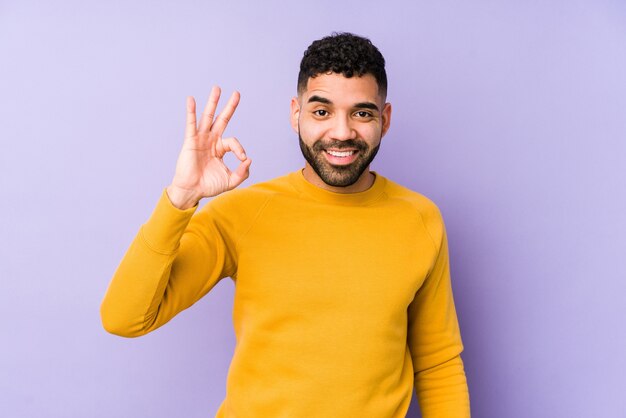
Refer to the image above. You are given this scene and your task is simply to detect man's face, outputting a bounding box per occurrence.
[290,73,391,192]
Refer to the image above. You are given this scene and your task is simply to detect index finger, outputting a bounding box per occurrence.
[211,91,240,136]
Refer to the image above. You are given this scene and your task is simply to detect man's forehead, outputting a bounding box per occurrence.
[300,73,382,104]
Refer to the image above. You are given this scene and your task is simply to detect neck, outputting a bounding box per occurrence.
[302,164,375,193]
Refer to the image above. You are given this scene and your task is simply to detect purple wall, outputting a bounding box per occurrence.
[2,1,625,417]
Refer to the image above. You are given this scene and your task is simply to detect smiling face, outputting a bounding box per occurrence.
[290,72,392,193]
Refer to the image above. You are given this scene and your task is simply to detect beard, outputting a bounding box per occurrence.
[298,132,381,188]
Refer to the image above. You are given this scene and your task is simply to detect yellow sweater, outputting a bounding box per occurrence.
[101,170,470,417]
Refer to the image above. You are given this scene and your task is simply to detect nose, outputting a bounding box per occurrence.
[328,115,356,141]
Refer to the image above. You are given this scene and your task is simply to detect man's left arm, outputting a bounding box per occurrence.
[407,214,471,417]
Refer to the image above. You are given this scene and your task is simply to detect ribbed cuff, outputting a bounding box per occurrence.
[140,188,198,253]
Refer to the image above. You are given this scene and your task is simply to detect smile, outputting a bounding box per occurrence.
[322,149,359,165]
[326,149,355,157]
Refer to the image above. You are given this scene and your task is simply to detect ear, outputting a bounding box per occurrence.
[290,97,301,134]
[381,102,392,137]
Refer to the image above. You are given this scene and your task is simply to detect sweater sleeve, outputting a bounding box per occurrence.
[407,216,471,417]
[100,188,236,338]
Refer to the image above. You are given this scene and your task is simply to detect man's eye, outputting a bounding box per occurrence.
[355,111,372,118]
[314,110,328,117]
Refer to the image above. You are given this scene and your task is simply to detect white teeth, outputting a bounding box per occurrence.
[327,150,355,157]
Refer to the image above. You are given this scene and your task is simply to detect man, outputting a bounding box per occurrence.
[101,33,470,417]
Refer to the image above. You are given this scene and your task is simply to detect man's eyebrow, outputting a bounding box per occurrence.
[354,102,380,111]
[307,96,380,112]
[307,95,332,105]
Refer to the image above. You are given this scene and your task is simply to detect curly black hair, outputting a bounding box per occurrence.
[297,32,387,97]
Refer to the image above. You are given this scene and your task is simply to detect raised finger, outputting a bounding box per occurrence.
[185,96,197,139]
[198,86,221,134]
[219,136,247,161]
[228,158,252,190]
[211,91,240,137]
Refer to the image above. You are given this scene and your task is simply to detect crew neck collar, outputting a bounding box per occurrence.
[288,169,387,206]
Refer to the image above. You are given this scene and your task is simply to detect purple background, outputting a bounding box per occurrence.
[1,1,625,417]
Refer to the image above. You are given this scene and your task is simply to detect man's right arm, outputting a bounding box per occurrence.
[100,187,234,337]
[100,87,251,337]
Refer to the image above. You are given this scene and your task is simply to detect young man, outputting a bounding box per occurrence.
[101,33,470,417]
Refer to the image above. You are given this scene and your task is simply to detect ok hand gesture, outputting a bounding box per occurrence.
[167,86,252,209]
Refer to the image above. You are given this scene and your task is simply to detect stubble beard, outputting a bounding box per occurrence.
[298,132,381,188]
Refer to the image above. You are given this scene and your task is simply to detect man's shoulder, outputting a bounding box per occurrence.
[382,176,442,217]
[222,171,295,200]
[200,171,296,215]
[380,175,446,242]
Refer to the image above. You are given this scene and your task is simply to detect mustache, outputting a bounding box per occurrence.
[312,139,368,152]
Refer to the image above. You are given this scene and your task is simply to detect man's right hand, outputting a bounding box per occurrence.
[166,86,252,210]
